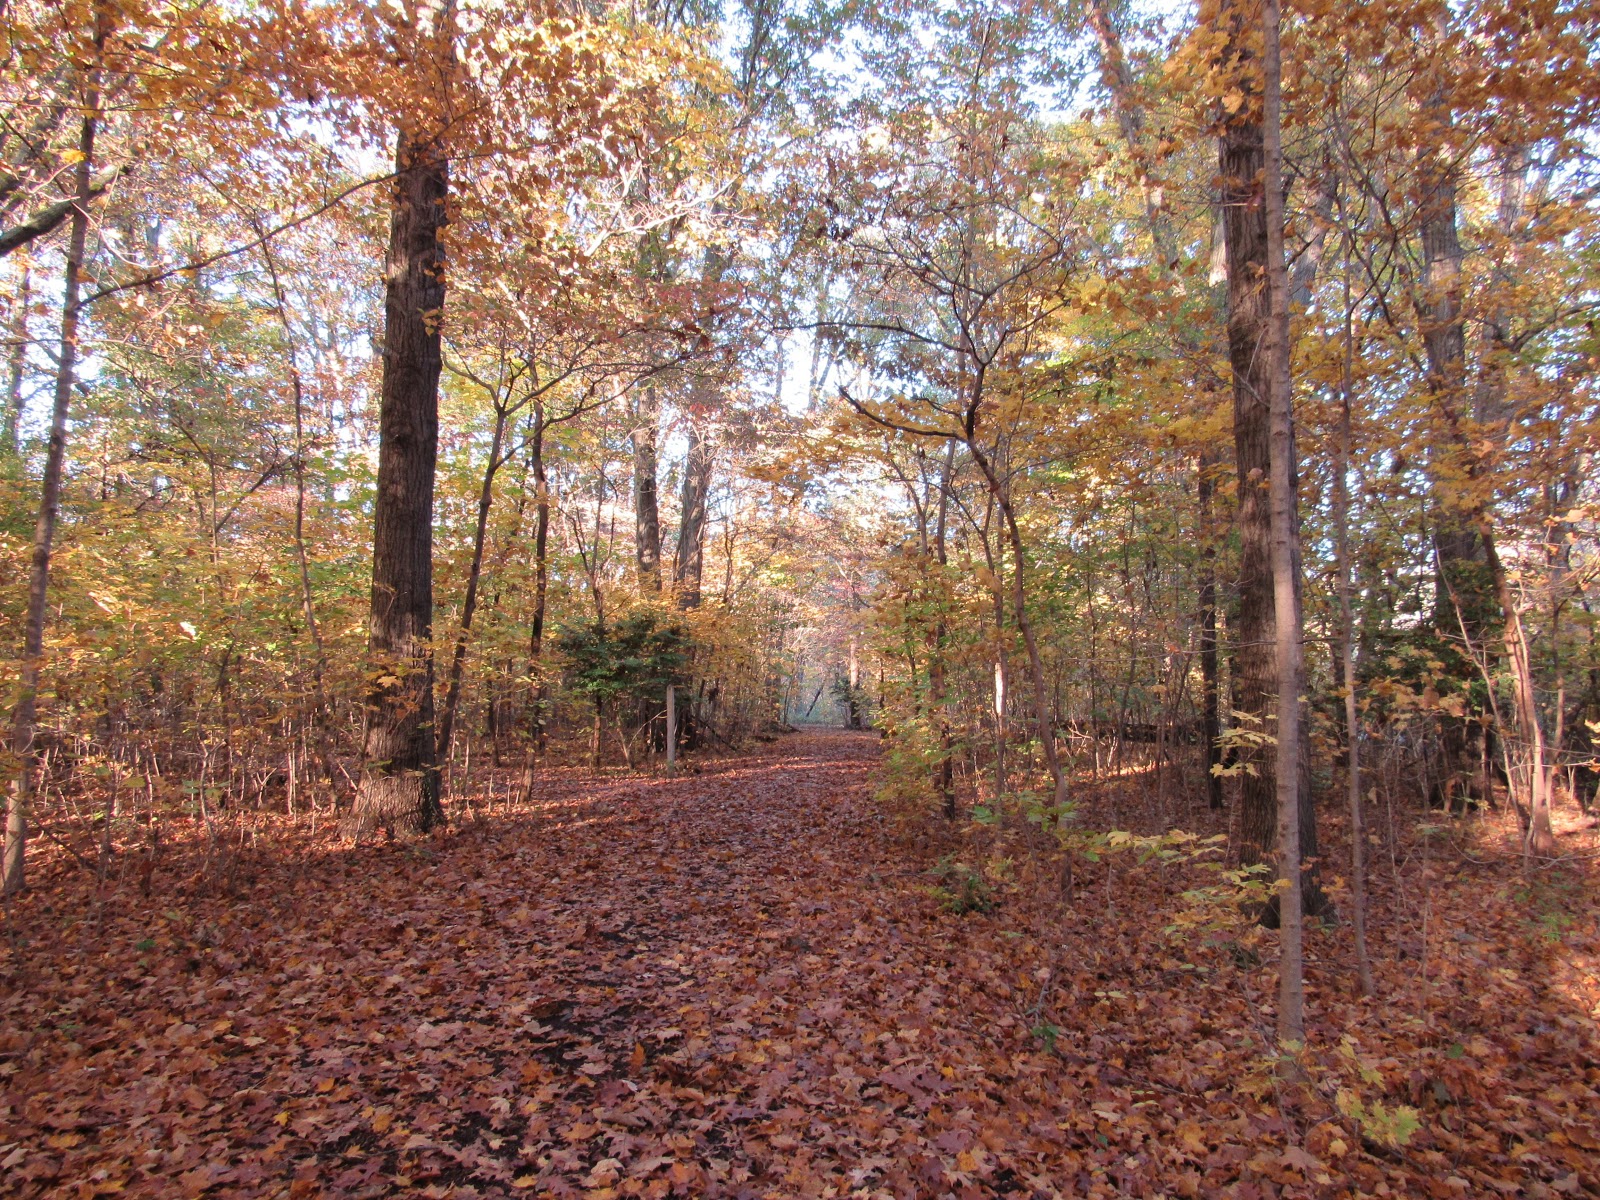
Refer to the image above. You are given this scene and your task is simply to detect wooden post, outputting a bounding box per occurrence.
[666,685,677,774]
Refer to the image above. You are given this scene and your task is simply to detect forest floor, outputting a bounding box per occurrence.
[2,730,1598,1199]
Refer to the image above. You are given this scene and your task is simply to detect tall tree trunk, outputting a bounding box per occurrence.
[1482,529,1557,857]
[932,440,955,818]
[519,405,551,803]
[1335,240,1375,997]
[1416,61,1494,805]
[633,385,662,593]
[3,60,100,895]
[675,421,713,609]
[1263,0,1305,1041]
[1198,450,1224,810]
[1215,0,1323,916]
[436,404,507,767]
[4,259,30,453]
[349,123,449,839]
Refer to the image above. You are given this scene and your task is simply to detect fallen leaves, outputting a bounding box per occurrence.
[0,731,1597,1198]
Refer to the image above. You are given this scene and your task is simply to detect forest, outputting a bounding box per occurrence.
[1,0,1599,1195]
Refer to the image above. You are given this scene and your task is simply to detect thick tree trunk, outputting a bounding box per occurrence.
[1421,145,1479,607]
[633,385,662,593]
[350,127,448,839]
[1417,76,1499,807]
[1216,0,1324,920]
[675,421,713,609]
[4,91,99,895]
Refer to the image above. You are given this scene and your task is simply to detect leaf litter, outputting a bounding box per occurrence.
[1,731,1597,1198]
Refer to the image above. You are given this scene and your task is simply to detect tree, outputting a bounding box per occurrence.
[1199,0,1327,919]
[347,0,455,839]
[3,4,106,893]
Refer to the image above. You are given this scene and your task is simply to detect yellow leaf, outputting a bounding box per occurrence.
[1222,89,1245,113]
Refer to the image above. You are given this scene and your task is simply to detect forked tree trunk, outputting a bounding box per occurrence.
[349,124,448,839]
[4,69,100,895]
[1482,530,1557,857]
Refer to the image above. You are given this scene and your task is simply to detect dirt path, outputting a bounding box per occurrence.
[5,730,1598,1199]
[0,732,1054,1197]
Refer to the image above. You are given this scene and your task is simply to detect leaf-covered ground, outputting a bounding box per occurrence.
[2,730,1598,1198]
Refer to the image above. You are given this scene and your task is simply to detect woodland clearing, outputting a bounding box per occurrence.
[2,730,1597,1199]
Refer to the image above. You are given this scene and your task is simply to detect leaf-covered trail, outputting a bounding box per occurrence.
[1,731,1065,1198]
[6,730,1600,1199]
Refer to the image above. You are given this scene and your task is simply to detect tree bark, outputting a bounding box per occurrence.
[633,385,662,593]
[3,64,100,895]
[350,124,449,839]
[933,440,955,818]
[518,403,550,803]
[1262,0,1305,1043]
[1482,529,1557,857]
[1335,241,1376,997]
[674,420,713,609]
[1198,450,1224,810]
[1215,0,1323,916]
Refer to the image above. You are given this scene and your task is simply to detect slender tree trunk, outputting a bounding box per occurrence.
[257,238,326,687]
[4,69,100,895]
[633,385,662,593]
[436,404,507,766]
[1198,451,1224,810]
[519,405,550,803]
[4,259,30,453]
[933,440,955,817]
[1335,246,1376,997]
[971,443,1068,812]
[350,122,449,839]
[979,503,1009,805]
[1481,530,1557,857]
[1262,0,1305,1044]
[846,639,861,729]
